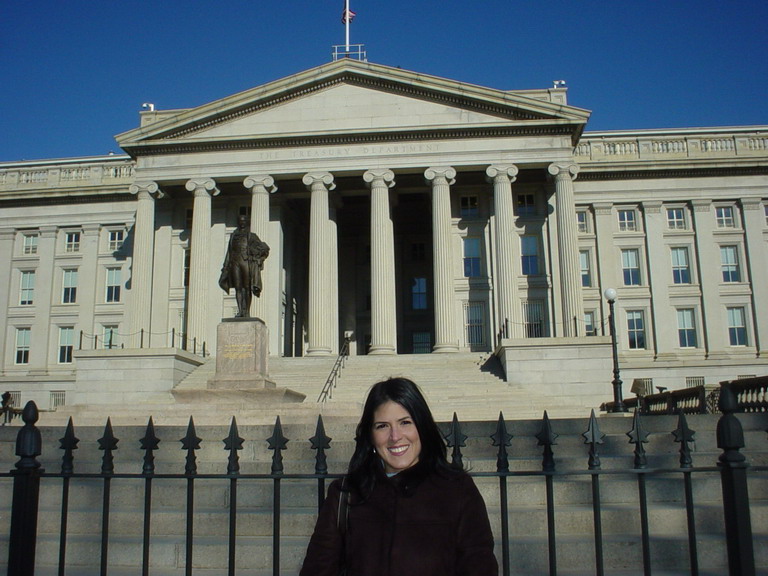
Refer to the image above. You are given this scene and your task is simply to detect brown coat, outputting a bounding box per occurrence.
[300,463,498,576]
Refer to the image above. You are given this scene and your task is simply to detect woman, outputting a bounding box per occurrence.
[300,377,498,576]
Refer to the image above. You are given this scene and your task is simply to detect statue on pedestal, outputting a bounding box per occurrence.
[218,215,270,318]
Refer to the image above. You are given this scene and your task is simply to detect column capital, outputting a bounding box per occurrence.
[547,163,580,181]
[363,169,395,188]
[129,180,165,199]
[244,174,277,194]
[691,199,712,212]
[486,164,519,183]
[642,200,663,214]
[302,172,336,191]
[741,197,763,210]
[424,166,456,185]
[185,178,220,196]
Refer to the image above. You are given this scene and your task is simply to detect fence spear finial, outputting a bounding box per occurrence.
[491,412,512,473]
[582,409,605,470]
[268,416,289,475]
[310,415,332,475]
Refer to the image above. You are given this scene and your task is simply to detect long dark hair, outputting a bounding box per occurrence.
[346,377,457,498]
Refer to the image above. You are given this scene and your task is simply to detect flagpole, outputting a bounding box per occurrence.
[345,0,351,51]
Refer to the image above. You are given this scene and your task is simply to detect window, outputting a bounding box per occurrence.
[671,247,691,284]
[764,204,768,226]
[20,271,35,305]
[412,332,431,354]
[515,194,535,217]
[65,231,81,252]
[103,325,119,349]
[59,327,75,363]
[621,249,641,286]
[579,251,592,287]
[412,277,427,310]
[51,391,66,408]
[576,210,590,234]
[22,233,38,255]
[667,208,687,230]
[106,268,122,302]
[584,311,597,336]
[411,242,426,262]
[62,269,78,304]
[108,230,124,251]
[716,206,736,228]
[15,328,31,364]
[521,236,539,276]
[464,301,486,349]
[618,209,637,231]
[677,309,697,348]
[460,195,479,219]
[627,310,646,349]
[720,246,741,283]
[463,238,481,277]
[685,376,705,388]
[522,300,545,338]
[183,249,190,288]
[727,307,747,346]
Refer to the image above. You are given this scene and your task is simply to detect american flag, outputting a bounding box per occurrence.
[341,6,356,24]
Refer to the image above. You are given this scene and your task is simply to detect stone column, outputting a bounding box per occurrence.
[185,178,219,352]
[486,164,520,339]
[303,172,336,356]
[127,181,163,348]
[741,198,768,355]
[425,166,459,353]
[364,169,397,354]
[691,199,724,355]
[244,175,276,324]
[641,201,667,358]
[33,226,57,365]
[548,163,584,337]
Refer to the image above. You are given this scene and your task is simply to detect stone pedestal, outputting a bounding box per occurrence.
[205,318,305,403]
[209,318,275,389]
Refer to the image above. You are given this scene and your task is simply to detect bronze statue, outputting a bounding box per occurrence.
[219,215,270,318]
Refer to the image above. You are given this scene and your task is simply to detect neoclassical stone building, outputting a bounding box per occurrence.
[2,59,767,410]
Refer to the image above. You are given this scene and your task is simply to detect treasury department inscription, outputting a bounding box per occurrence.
[251,143,440,162]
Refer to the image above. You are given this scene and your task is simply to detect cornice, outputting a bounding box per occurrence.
[126,124,575,157]
[578,165,768,181]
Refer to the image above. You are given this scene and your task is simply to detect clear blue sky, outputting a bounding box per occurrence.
[2,0,766,162]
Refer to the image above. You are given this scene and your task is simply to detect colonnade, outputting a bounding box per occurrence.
[127,163,583,354]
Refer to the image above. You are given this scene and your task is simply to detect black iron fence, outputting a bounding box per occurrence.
[3,384,766,576]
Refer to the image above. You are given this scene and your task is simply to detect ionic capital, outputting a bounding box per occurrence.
[424,166,456,186]
[244,174,277,194]
[129,180,165,199]
[547,163,580,181]
[363,169,395,189]
[302,172,336,191]
[486,164,519,184]
[185,178,220,197]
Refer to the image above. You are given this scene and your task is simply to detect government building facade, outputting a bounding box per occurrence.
[2,59,767,412]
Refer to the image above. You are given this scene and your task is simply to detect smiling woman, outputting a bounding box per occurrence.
[300,378,498,576]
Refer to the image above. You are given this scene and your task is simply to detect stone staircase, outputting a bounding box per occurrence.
[41,352,610,428]
[1,412,766,575]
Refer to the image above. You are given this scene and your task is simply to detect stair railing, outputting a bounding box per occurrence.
[317,336,351,403]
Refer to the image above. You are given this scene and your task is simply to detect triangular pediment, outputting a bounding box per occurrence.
[117,60,590,156]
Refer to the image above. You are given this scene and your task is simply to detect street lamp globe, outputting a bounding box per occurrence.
[604,288,617,303]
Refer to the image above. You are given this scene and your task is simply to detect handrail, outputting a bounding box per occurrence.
[317,336,351,403]
[601,375,768,415]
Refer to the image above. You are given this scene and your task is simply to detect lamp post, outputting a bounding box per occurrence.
[604,288,627,412]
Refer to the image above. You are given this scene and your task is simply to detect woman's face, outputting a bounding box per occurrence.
[371,400,422,474]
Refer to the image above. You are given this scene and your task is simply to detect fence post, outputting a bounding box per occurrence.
[8,401,44,576]
[717,384,755,576]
